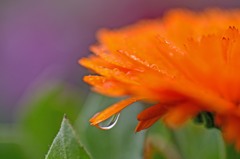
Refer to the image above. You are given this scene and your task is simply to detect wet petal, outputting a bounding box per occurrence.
[137,104,168,121]
[135,116,160,132]
[83,75,128,96]
[90,97,141,126]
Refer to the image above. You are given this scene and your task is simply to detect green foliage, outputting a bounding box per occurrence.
[0,81,82,159]
[145,124,182,159]
[45,116,91,159]
[75,93,146,159]
[173,122,225,159]
[17,82,81,158]
[226,144,240,159]
[194,112,216,128]
[0,125,28,159]
[0,142,28,159]
[147,121,226,159]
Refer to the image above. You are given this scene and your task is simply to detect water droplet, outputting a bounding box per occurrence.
[96,113,120,130]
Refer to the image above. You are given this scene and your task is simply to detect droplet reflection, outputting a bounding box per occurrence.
[96,113,120,130]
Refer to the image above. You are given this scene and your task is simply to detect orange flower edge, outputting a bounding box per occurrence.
[80,8,240,149]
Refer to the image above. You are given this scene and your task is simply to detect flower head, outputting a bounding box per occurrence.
[80,9,240,149]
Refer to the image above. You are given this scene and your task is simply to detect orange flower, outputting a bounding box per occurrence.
[80,9,240,149]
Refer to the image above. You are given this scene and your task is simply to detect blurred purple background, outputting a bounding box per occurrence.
[0,0,239,122]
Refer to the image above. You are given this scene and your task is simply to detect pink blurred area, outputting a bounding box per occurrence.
[0,0,239,121]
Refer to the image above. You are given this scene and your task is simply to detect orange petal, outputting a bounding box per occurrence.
[135,103,169,132]
[90,97,141,125]
[137,104,168,121]
[97,24,179,76]
[220,116,240,143]
[79,57,139,85]
[169,80,236,114]
[90,45,144,71]
[83,75,128,96]
[163,102,200,128]
[135,116,160,132]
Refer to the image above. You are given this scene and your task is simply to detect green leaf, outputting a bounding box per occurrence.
[0,124,29,159]
[148,121,226,159]
[0,142,28,159]
[225,144,240,159]
[45,116,91,159]
[145,123,182,159]
[173,122,226,159]
[17,81,82,158]
[75,93,146,159]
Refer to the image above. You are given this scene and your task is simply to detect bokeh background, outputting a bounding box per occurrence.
[1,0,240,159]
